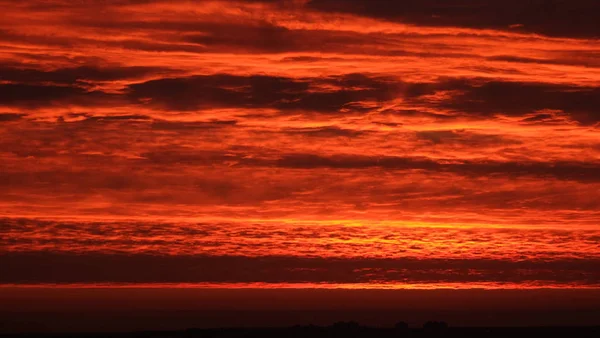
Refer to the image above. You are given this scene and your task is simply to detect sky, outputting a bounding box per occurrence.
[0,0,600,330]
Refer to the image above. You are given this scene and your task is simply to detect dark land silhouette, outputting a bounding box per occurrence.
[1,322,599,338]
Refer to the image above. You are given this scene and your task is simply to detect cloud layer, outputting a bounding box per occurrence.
[0,0,599,288]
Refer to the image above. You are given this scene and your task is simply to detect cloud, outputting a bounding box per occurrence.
[306,0,600,39]
[275,153,600,182]
[1,252,598,285]
[0,113,24,122]
[80,114,152,122]
[414,130,521,147]
[0,84,85,106]
[150,120,238,130]
[3,72,598,127]
[183,22,378,53]
[128,73,400,112]
[1,0,599,290]
[283,126,367,138]
[404,78,600,125]
[0,84,117,108]
[0,65,167,86]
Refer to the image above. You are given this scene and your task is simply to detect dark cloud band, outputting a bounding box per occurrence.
[2,252,598,285]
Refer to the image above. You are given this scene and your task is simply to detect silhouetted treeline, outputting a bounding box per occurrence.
[2,323,600,338]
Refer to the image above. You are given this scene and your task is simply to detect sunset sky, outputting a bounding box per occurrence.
[1,0,600,330]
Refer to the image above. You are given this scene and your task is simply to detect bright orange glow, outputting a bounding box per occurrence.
[2,282,600,290]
